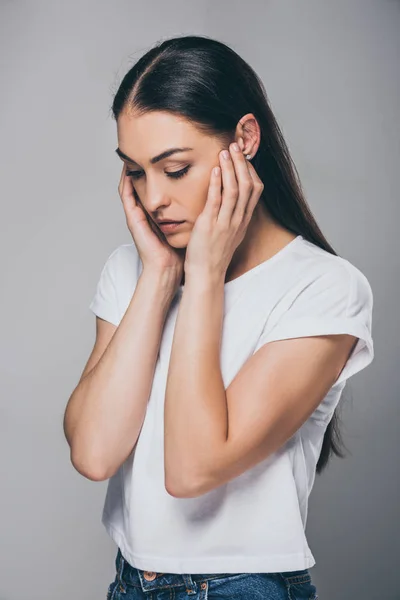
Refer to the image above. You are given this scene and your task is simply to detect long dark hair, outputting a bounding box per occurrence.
[111,34,350,474]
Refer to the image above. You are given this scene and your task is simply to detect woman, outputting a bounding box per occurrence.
[64,35,374,599]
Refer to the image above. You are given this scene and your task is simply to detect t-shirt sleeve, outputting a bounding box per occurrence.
[88,246,121,326]
[253,264,374,386]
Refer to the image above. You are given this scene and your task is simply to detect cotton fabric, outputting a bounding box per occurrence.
[89,234,374,573]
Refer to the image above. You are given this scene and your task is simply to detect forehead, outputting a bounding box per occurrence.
[117,110,202,150]
[116,110,224,166]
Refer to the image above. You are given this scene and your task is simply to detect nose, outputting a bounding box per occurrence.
[141,177,171,214]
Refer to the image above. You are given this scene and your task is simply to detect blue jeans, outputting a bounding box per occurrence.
[107,547,319,599]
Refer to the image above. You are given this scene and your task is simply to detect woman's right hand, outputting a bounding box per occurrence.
[118,164,185,283]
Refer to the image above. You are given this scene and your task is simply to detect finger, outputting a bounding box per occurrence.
[246,158,264,187]
[203,165,222,220]
[229,144,254,220]
[118,163,135,204]
[118,163,126,197]
[128,188,168,244]
[119,168,137,217]
[118,164,128,200]
[217,149,239,225]
[244,160,264,218]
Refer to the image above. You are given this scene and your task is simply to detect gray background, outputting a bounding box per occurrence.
[0,1,398,599]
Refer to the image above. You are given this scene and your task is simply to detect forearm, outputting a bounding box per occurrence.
[164,275,228,496]
[67,268,176,480]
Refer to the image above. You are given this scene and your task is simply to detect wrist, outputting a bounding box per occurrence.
[140,267,180,297]
[183,269,225,293]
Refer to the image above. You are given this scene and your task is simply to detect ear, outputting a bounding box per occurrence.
[235,113,261,159]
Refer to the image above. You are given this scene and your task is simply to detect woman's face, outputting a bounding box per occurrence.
[116,109,227,248]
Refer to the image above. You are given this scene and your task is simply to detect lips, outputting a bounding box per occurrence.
[157,220,186,233]
[157,220,184,224]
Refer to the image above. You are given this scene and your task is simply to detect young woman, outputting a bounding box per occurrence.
[64,35,374,599]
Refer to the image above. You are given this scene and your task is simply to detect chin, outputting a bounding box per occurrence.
[164,231,190,249]
[165,236,189,249]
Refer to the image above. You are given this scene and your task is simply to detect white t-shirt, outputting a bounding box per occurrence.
[88,234,374,574]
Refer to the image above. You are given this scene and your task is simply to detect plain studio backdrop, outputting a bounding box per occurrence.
[0,1,398,599]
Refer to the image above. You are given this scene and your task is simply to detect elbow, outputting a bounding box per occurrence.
[164,452,212,498]
[68,427,120,481]
[164,470,204,499]
[165,481,196,498]
[70,449,113,482]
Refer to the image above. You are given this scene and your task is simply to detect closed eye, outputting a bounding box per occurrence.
[127,165,191,180]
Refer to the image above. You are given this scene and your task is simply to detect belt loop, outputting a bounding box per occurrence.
[181,574,197,595]
[117,551,127,593]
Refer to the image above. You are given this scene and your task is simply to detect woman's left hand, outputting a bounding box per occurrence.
[184,142,264,283]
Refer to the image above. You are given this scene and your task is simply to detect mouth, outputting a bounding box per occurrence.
[157,220,186,233]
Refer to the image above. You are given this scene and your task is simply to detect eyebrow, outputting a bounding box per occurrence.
[115,146,194,166]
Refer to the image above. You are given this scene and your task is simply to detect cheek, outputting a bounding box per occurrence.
[185,167,213,215]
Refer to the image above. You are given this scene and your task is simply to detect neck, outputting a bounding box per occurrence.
[179,203,296,287]
[224,202,296,283]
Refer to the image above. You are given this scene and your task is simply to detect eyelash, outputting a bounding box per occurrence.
[127,165,191,180]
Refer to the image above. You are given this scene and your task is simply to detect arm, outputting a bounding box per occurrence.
[164,145,373,498]
[164,274,227,496]
[164,273,358,498]
[64,268,176,481]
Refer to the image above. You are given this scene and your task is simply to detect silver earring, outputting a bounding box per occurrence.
[245,154,252,160]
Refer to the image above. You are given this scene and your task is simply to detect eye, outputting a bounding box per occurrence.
[126,165,191,180]
[167,165,191,179]
[127,170,144,180]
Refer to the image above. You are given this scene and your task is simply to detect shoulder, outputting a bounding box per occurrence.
[253,239,374,368]
[294,237,373,307]
[89,241,143,326]
[100,241,142,281]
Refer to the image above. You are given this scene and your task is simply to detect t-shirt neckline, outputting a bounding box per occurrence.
[178,234,303,293]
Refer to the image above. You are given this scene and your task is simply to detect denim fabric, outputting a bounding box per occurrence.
[106,547,319,599]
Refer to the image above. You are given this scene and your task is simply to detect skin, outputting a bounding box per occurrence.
[114,109,358,499]
[65,106,359,487]
[116,108,299,284]
[64,108,298,481]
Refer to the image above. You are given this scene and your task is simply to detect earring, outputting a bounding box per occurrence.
[245,154,252,160]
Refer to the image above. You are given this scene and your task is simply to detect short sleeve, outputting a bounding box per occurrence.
[88,246,121,326]
[253,264,374,386]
